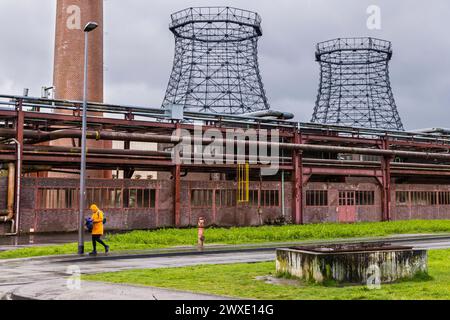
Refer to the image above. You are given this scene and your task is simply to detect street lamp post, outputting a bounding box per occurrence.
[78,21,99,255]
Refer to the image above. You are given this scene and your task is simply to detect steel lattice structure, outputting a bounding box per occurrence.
[162,7,270,114]
[311,37,404,130]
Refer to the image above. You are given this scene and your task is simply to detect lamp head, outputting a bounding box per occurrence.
[84,22,98,33]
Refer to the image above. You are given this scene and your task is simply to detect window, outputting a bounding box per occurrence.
[191,190,213,207]
[339,191,355,206]
[124,188,156,208]
[439,192,450,205]
[361,155,381,162]
[411,191,437,206]
[396,191,409,206]
[38,188,77,209]
[215,190,236,207]
[306,190,328,206]
[86,188,106,208]
[88,188,123,209]
[38,187,155,210]
[248,190,259,206]
[356,191,375,206]
[107,188,122,208]
[260,190,279,207]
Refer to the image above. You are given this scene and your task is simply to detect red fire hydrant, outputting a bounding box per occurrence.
[197,217,206,251]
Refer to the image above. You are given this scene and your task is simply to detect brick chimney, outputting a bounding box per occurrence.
[52,0,111,178]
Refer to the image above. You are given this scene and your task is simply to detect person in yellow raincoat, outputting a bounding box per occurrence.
[89,204,109,256]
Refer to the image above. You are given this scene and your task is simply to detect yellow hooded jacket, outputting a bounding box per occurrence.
[90,204,104,235]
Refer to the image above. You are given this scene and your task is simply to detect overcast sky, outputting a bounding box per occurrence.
[0,0,449,130]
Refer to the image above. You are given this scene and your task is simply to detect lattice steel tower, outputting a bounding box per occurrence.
[311,37,404,130]
[162,7,270,114]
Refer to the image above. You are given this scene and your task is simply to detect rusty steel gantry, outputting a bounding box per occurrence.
[3,95,450,228]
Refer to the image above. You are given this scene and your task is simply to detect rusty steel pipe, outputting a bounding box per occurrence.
[22,144,171,158]
[0,143,291,163]
[4,139,21,235]
[302,158,450,170]
[19,129,167,143]
[1,163,14,221]
[4,128,450,162]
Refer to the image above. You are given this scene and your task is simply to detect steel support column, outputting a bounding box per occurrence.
[15,100,24,234]
[123,111,134,179]
[381,156,393,222]
[381,138,392,222]
[173,123,181,227]
[173,164,181,227]
[292,132,303,225]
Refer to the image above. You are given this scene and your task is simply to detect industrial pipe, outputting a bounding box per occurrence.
[4,127,450,162]
[242,110,295,120]
[21,144,171,158]
[1,139,21,235]
[5,93,450,144]
[0,163,14,219]
[0,143,292,163]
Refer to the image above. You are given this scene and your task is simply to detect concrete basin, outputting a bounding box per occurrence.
[276,243,428,285]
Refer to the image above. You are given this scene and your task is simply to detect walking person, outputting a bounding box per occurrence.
[89,204,109,256]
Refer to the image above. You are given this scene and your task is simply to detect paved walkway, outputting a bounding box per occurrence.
[8,280,231,300]
[1,234,449,300]
[0,251,273,300]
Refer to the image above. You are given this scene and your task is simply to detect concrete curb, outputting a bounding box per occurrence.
[57,233,450,263]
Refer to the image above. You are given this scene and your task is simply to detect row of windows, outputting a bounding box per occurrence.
[396,191,450,206]
[338,191,375,206]
[261,190,280,207]
[40,188,450,209]
[306,190,328,206]
[306,190,375,207]
[190,189,280,208]
[37,188,156,210]
[355,191,375,206]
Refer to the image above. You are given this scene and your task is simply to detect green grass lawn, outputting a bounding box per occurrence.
[1,220,450,260]
[84,249,450,300]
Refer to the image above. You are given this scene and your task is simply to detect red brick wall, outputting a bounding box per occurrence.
[304,182,382,223]
[2,177,450,235]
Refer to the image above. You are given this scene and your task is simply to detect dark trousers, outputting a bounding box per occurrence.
[92,235,107,252]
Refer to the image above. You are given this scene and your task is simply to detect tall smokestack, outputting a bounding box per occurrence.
[52,0,111,178]
[54,0,103,102]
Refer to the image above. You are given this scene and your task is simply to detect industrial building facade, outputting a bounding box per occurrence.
[1,95,450,234]
[4,178,450,234]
